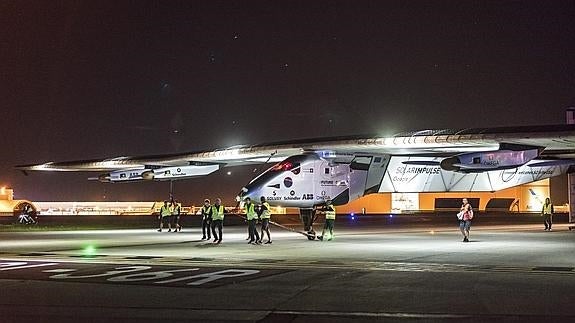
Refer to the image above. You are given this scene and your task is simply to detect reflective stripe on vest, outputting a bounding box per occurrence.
[325,206,336,219]
[160,205,171,217]
[245,203,257,220]
[202,206,211,217]
[260,202,271,219]
[212,205,225,220]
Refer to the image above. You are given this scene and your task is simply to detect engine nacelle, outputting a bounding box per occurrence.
[109,169,151,182]
[151,165,220,181]
[91,169,152,183]
[93,165,220,182]
[440,147,540,172]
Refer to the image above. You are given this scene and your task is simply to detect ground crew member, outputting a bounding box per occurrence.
[244,197,260,244]
[211,198,225,244]
[172,200,182,232]
[258,196,272,244]
[318,200,336,241]
[157,200,172,232]
[542,197,554,231]
[201,199,212,240]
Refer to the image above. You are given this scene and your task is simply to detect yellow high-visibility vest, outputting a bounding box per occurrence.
[543,203,553,215]
[325,205,336,220]
[160,205,171,217]
[244,203,257,220]
[260,202,271,219]
[212,204,225,220]
[202,205,211,218]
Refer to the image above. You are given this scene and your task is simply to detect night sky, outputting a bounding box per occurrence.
[2,1,575,203]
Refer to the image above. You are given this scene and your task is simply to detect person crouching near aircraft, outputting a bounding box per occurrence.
[258,196,272,244]
[318,200,336,241]
[157,200,172,232]
[459,198,474,242]
[542,197,554,231]
[211,198,225,244]
[244,197,260,244]
[201,199,213,240]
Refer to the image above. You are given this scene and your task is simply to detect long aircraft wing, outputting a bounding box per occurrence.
[16,124,575,173]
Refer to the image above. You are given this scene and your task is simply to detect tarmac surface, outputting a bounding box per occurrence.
[1,214,575,322]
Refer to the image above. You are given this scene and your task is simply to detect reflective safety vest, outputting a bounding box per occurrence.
[260,202,271,219]
[245,203,257,220]
[325,205,336,220]
[173,204,181,215]
[212,204,225,220]
[543,203,553,215]
[160,205,171,217]
[202,205,212,219]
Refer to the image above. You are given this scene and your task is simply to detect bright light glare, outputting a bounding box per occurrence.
[83,245,96,256]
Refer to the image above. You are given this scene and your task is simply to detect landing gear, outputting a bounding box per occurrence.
[299,208,317,240]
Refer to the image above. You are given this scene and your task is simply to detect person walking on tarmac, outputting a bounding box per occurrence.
[258,196,272,244]
[157,201,172,232]
[244,197,260,244]
[459,198,474,242]
[318,200,336,241]
[211,198,225,244]
[201,199,213,240]
[542,197,554,231]
[172,200,182,232]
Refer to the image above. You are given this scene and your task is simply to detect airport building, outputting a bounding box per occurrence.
[4,179,563,217]
[30,201,288,217]
[0,187,37,217]
[0,176,566,217]
[338,177,568,214]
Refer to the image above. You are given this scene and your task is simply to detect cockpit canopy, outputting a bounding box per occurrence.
[241,154,319,197]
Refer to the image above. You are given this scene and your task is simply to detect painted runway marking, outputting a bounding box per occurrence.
[0,260,285,288]
[0,262,58,271]
[42,268,77,273]
[2,254,575,276]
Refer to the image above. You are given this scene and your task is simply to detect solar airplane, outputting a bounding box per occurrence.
[18,125,575,239]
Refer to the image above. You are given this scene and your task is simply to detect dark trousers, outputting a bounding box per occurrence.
[544,214,553,230]
[248,219,260,242]
[260,218,271,241]
[159,215,171,228]
[322,219,335,237]
[202,218,211,238]
[211,219,223,241]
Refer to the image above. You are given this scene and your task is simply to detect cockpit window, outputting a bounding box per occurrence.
[245,155,315,189]
[271,161,300,174]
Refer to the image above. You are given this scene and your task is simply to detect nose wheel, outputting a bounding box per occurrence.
[300,208,318,241]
